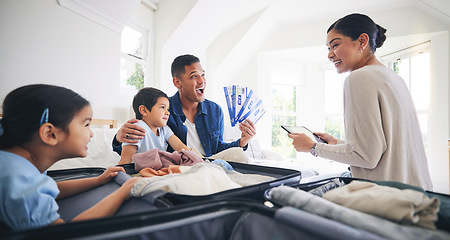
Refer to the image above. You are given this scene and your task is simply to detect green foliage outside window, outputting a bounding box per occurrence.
[272,119,297,159]
[272,116,284,147]
[393,60,401,74]
[325,116,344,139]
[127,63,144,90]
[271,85,298,159]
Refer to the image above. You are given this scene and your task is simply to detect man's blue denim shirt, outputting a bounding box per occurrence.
[112,91,247,157]
[166,92,245,157]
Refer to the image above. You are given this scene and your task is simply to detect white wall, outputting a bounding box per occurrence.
[152,0,269,98]
[0,0,154,125]
[153,0,198,97]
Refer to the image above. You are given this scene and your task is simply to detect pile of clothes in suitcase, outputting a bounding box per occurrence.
[130,148,277,196]
[268,178,450,240]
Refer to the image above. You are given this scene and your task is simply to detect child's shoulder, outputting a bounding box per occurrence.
[159,125,173,137]
[0,150,32,171]
[0,151,58,207]
[135,119,151,129]
[0,151,48,181]
[0,154,59,231]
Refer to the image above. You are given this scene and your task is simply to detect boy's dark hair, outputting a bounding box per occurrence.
[133,87,168,120]
[171,54,200,78]
[327,13,387,53]
[0,84,90,149]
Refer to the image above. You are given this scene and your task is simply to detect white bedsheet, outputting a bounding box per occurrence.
[48,127,322,182]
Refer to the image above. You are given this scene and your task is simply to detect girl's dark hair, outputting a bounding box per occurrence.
[327,13,387,53]
[133,87,168,120]
[0,84,89,149]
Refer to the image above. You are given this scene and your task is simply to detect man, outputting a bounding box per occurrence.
[112,54,256,160]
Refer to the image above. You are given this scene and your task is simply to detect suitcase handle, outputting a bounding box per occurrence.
[114,171,131,185]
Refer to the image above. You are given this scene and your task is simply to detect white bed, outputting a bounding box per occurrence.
[48,120,120,171]
[49,119,321,180]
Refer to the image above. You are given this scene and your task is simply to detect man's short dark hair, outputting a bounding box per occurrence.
[171,54,200,78]
[132,87,168,119]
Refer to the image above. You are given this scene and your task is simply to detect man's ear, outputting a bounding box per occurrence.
[139,105,149,116]
[173,77,182,89]
[39,123,59,146]
[358,33,370,51]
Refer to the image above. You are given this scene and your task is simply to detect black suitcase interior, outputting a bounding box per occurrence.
[48,161,302,222]
[2,199,386,240]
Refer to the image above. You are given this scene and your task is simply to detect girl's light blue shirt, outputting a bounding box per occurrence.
[0,150,60,231]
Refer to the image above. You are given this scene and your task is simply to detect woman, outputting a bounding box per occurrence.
[289,13,433,190]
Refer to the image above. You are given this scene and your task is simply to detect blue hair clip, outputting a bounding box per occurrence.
[40,108,49,126]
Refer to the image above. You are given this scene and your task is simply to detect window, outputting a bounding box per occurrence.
[385,47,431,155]
[268,59,350,174]
[270,60,305,159]
[120,24,148,91]
[323,69,348,140]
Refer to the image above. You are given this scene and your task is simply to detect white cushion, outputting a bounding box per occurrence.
[49,127,120,170]
[245,138,264,160]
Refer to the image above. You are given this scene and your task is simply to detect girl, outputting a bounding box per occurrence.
[289,13,433,190]
[0,84,139,231]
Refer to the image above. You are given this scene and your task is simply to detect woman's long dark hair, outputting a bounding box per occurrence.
[0,84,89,149]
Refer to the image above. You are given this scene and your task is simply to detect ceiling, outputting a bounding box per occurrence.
[150,0,450,58]
[147,0,450,88]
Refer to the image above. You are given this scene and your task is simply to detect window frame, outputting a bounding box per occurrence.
[321,66,348,140]
[269,60,306,159]
[120,22,149,93]
[380,41,431,155]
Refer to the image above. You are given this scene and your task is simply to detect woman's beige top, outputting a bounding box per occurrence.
[316,65,433,190]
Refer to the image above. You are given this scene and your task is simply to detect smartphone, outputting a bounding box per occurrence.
[281,125,328,144]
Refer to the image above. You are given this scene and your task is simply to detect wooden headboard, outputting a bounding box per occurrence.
[91,119,118,129]
[0,114,117,129]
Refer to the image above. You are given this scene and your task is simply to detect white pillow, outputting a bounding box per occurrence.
[245,138,264,160]
[49,128,120,170]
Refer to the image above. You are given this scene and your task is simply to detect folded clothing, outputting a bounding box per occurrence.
[268,185,450,240]
[308,178,345,197]
[323,180,440,229]
[226,170,276,187]
[130,163,241,196]
[133,148,204,172]
[139,165,182,177]
[211,159,234,170]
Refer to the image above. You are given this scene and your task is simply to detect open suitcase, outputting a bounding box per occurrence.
[1,161,302,237]
[24,161,302,224]
[2,199,387,240]
[264,177,450,240]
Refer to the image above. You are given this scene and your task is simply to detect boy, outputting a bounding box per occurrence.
[118,87,189,165]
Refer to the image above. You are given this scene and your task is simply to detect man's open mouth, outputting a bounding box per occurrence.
[333,60,342,66]
[196,86,205,94]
